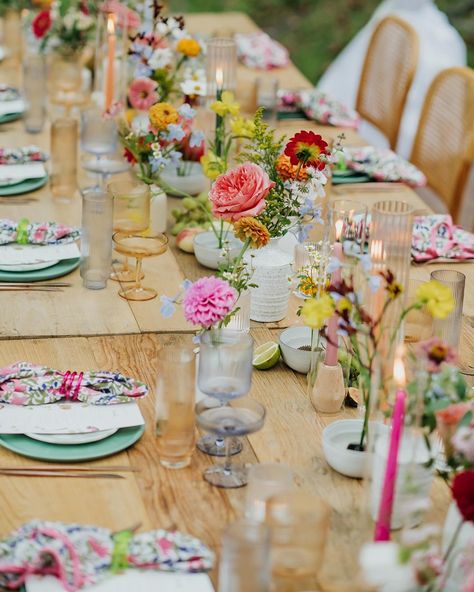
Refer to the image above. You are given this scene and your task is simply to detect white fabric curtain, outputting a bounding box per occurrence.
[317,0,466,157]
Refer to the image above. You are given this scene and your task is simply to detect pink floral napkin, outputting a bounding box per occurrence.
[0,218,80,246]
[0,146,47,165]
[344,146,427,187]
[412,215,474,263]
[235,32,289,70]
[297,89,360,128]
[0,85,20,102]
[0,362,149,405]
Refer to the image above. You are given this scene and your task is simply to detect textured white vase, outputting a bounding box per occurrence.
[245,238,293,322]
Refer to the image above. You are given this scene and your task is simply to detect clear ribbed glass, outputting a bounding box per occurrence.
[206,38,237,97]
[431,269,465,349]
[23,54,47,133]
[51,118,78,202]
[80,189,113,290]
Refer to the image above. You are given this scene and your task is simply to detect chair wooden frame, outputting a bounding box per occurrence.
[356,15,419,150]
[410,66,474,223]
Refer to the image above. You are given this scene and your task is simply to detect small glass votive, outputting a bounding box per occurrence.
[218,520,271,592]
[80,189,113,290]
[155,344,196,469]
[265,491,330,589]
[245,463,294,522]
[430,269,465,349]
[255,77,279,123]
[50,118,78,202]
[23,54,47,133]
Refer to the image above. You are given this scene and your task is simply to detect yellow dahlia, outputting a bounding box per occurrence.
[234,217,270,248]
[416,280,455,319]
[149,102,179,130]
[301,294,335,329]
[177,38,201,57]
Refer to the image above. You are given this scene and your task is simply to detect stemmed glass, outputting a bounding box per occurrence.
[110,181,151,282]
[112,232,168,301]
[197,331,254,457]
[196,397,266,488]
[81,108,129,190]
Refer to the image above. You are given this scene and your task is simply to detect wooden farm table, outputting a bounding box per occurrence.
[0,11,472,592]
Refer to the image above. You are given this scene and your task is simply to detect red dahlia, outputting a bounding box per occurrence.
[32,10,52,39]
[284,130,329,170]
[452,470,474,523]
[123,148,137,165]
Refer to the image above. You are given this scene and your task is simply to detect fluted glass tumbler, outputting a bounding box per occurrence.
[23,54,47,133]
[430,269,465,349]
[51,118,78,202]
[80,189,113,290]
[155,345,196,469]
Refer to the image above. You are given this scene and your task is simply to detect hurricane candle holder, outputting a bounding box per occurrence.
[206,38,237,99]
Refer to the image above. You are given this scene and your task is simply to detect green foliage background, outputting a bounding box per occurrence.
[172,0,474,84]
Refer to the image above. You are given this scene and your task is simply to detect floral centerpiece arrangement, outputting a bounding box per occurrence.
[119,101,205,193]
[127,5,202,109]
[31,0,95,56]
[301,261,455,451]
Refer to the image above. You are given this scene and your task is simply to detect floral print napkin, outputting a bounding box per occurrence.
[297,89,360,128]
[0,520,214,591]
[0,85,20,102]
[343,146,427,187]
[235,32,289,69]
[0,362,149,405]
[0,219,80,246]
[412,214,474,263]
[0,146,48,165]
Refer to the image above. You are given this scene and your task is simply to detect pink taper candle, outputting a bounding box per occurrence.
[325,221,343,366]
[374,351,407,541]
[105,13,116,111]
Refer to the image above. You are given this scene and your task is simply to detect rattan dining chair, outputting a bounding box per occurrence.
[410,67,474,224]
[356,15,419,150]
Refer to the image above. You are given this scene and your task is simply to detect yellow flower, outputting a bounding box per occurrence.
[201,152,224,180]
[298,274,318,298]
[211,91,240,117]
[336,297,352,314]
[176,38,201,57]
[416,280,455,319]
[301,294,335,329]
[234,217,270,248]
[149,102,179,130]
[387,280,403,300]
[230,117,255,138]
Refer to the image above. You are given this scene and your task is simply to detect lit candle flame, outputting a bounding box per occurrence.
[393,345,406,388]
[107,13,116,35]
[335,219,344,242]
[216,67,224,89]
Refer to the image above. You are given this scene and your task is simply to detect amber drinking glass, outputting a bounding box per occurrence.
[112,232,168,301]
[50,118,78,202]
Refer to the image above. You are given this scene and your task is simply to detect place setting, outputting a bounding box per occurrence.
[0,146,49,196]
[0,85,25,125]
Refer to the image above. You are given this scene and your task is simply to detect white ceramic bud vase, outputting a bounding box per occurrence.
[245,237,293,322]
[149,184,167,234]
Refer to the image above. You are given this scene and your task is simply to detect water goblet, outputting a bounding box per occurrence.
[112,232,168,301]
[197,330,254,457]
[110,181,151,282]
[196,397,266,488]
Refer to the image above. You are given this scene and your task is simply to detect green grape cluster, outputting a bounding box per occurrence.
[170,193,213,236]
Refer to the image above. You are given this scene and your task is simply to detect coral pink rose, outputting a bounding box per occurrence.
[209,162,274,221]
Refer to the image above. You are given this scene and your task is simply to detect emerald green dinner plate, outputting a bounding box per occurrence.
[0,257,80,282]
[0,175,48,196]
[0,425,145,462]
[333,169,357,177]
[332,173,371,185]
[0,111,23,124]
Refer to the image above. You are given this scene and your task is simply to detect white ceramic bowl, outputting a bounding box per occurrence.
[193,231,243,270]
[279,326,326,374]
[322,419,368,478]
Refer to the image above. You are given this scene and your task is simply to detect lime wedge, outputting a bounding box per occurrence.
[253,341,280,370]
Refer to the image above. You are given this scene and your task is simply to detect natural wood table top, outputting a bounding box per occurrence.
[0,11,472,592]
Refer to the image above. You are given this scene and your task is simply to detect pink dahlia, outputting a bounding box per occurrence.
[209,162,274,221]
[128,77,158,111]
[183,276,237,329]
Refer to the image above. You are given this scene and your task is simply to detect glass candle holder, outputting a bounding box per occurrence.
[23,54,47,133]
[218,520,271,592]
[255,77,279,123]
[80,189,113,290]
[155,344,196,469]
[50,118,78,202]
[245,463,294,522]
[430,269,465,349]
[206,37,237,98]
[329,199,368,259]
